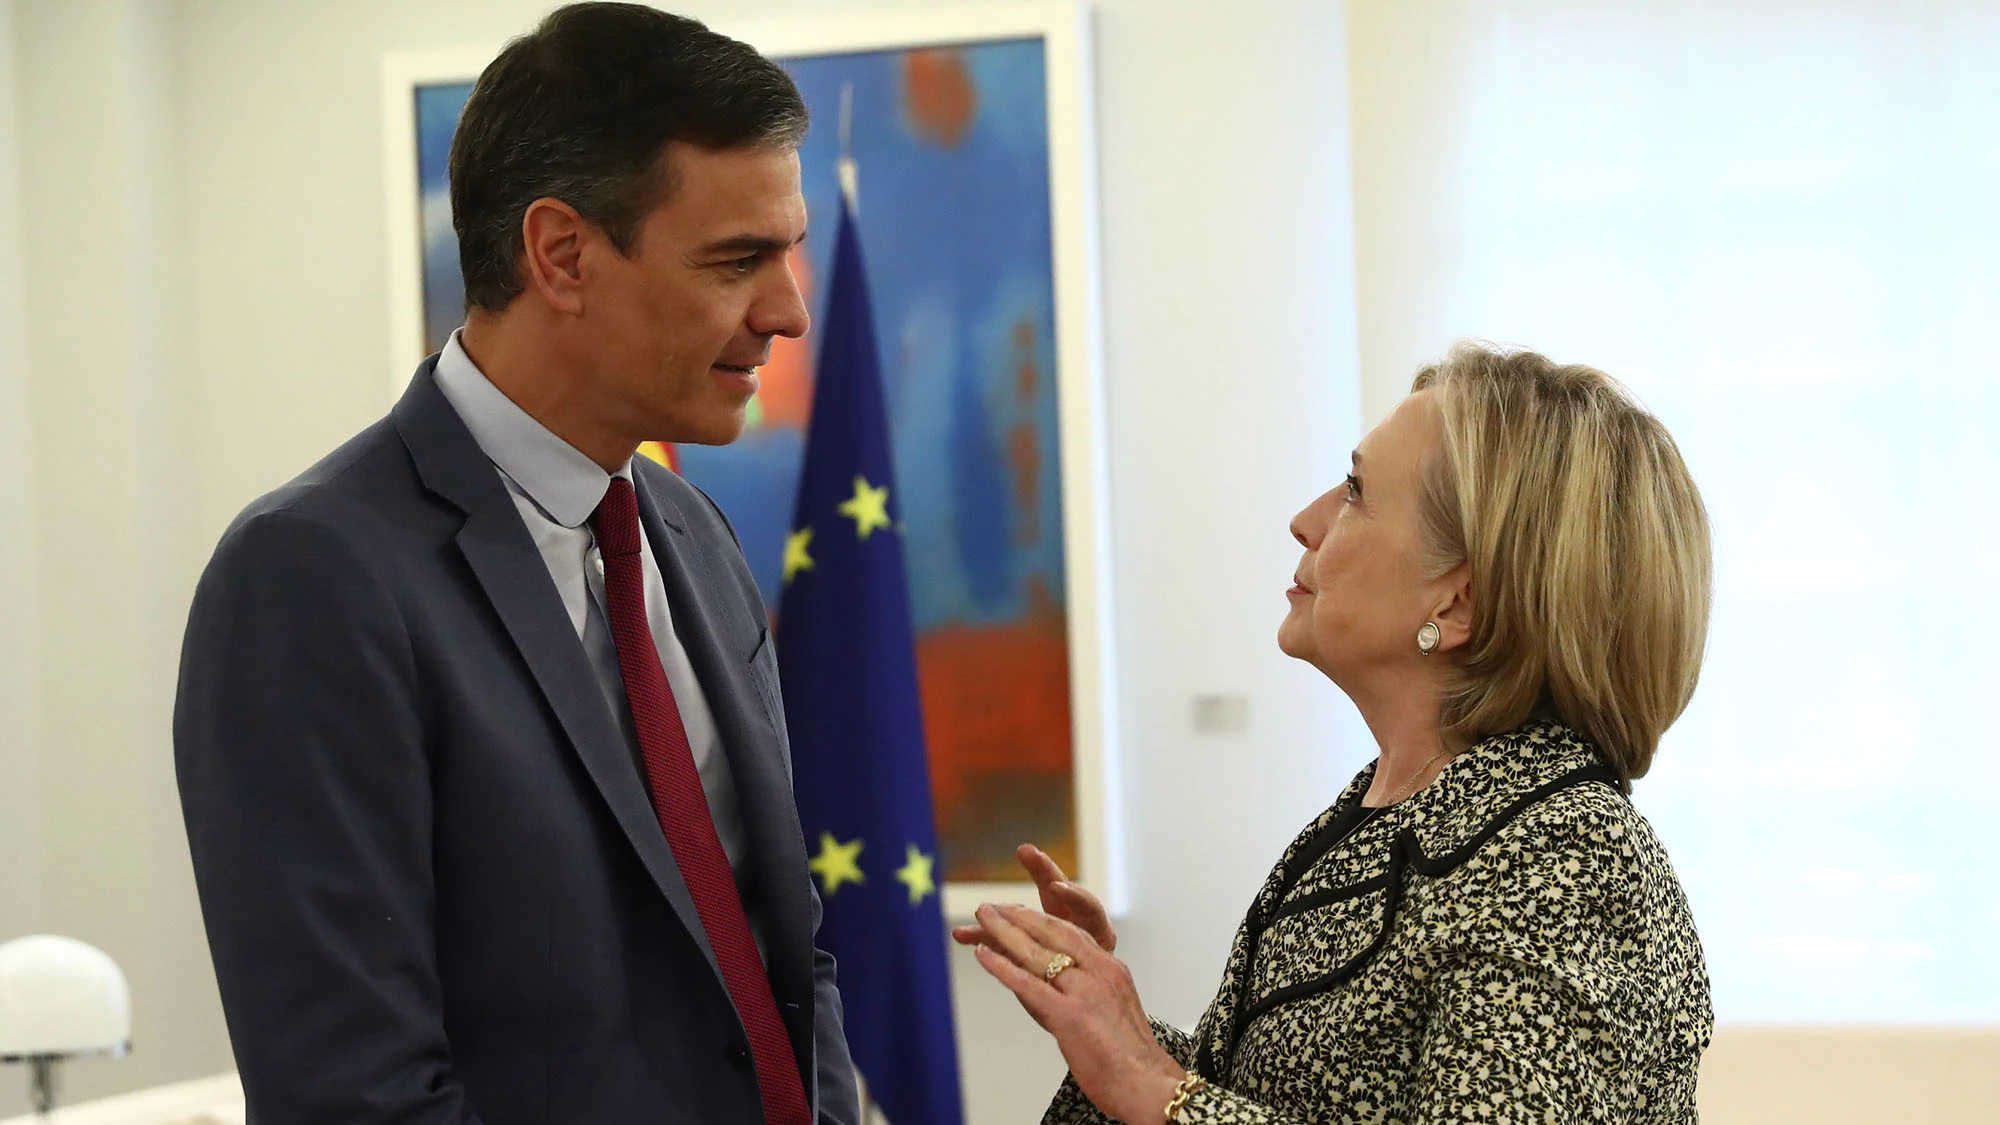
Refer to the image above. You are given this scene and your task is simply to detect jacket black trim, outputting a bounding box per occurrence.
[1199,761,1622,1077]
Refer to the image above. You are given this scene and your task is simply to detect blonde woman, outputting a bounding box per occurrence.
[955,344,1713,1124]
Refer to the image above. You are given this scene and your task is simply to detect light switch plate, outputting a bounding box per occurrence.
[1191,693,1250,734]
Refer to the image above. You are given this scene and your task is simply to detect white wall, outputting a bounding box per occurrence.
[4,0,221,1115]
[5,1,1369,1122]
[1346,1,2000,1120]
[0,0,47,986]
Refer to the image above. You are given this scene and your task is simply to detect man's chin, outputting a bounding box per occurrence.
[657,406,750,448]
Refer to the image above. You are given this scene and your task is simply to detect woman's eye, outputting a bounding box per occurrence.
[1343,474,1362,502]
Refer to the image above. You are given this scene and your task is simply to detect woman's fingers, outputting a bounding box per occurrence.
[1020,845,1073,918]
[971,945,1061,1029]
[960,892,1110,955]
[1016,844,1118,953]
[974,903,1055,971]
[1017,843,1070,889]
[1047,882,1116,952]
[993,903,1098,968]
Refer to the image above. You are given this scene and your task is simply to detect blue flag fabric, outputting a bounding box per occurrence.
[778,200,965,1125]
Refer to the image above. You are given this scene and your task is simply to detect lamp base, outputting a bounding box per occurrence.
[28,1055,55,1118]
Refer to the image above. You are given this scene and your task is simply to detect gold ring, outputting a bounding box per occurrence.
[1044,952,1076,983]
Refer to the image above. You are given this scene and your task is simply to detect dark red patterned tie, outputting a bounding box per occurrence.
[592,477,812,1125]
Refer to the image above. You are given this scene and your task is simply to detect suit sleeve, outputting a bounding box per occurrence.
[174,508,487,1125]
[808,878,863,1125]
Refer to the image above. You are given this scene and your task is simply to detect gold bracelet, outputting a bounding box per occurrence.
[1163,1072,1209,1123]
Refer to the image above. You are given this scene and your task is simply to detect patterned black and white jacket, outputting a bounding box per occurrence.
[1044,720,1711,1125]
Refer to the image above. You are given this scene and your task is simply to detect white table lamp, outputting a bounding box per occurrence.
[0,937,131,1118]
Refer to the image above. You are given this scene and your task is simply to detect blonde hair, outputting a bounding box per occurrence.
[1411,343,1711,782]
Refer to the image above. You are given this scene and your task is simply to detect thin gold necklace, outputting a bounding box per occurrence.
[1374,746,1451,807]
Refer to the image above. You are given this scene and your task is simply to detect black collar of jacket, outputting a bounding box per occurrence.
[1197,720,1624,1080]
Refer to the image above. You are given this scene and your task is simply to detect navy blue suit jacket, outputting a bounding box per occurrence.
[174,360,860,1124]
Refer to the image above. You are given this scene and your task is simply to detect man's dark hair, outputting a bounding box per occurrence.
[449,3,809,311]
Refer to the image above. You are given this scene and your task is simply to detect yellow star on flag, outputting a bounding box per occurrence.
[808,832,865,896]
[836,475,893,540]
[894,843,937,906]
[783,527,815,585]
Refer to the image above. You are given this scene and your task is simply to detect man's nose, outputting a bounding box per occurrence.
[752,257,810,340]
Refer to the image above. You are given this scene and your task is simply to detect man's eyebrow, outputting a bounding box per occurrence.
[696,230,808,256]
[1351,450,1364,466]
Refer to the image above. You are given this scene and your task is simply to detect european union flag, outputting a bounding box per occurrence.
[779,198,965,1125]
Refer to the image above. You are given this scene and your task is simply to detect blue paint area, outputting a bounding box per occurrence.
[676,425,805,606]
[415,82,471,353]
[414,84,464,190]
[947,337,1014,608]
[783,40,1066,631]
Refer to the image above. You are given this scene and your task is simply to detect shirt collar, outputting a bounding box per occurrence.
[432,328,631,528]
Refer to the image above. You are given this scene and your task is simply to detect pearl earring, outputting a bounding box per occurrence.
[1416,621,1441,655]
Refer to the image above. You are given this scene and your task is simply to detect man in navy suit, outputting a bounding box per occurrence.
[174,6,860,1122]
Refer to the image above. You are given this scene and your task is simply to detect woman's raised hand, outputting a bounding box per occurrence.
[951,843,1116,952]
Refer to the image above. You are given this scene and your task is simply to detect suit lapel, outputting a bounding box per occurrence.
[630,469,818,1059]
[392,364,724,985]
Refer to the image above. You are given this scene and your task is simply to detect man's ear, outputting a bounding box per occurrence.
[1429,563,1474,653]
[519,197,588,316]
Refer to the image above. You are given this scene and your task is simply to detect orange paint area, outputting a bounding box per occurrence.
[917,575,1075,880]
[902,49,979,149]
[1007,424,1042,545]
[1015,358,1039,403]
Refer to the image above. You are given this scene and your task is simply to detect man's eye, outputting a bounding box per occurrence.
[730,255,759,274]
[1344,473,1362,502]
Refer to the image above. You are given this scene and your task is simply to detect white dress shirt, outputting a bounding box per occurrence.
[432,330,757,904]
